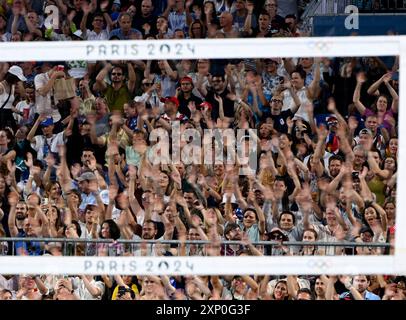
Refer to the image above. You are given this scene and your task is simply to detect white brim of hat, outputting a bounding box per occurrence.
[68,68,87,79]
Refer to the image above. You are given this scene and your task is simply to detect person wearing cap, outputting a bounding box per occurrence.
[0,65,26,130]
[176,76,202,119]
[353,127,373,150]
[158,96,188,126]
[76,171,98,212]
[26,114,65,162]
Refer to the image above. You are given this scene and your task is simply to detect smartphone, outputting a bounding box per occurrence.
[56,65,64,72]
[42,198,49,206]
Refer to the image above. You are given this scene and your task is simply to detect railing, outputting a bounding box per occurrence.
[0,237,391,257]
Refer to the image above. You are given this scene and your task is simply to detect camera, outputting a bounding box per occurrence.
[351,172,359,179]
[117,286,135,299]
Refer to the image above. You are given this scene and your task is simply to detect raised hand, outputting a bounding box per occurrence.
[70,163,81,179]
[128,165,137,180]
[108,184,119,202]
[316,124,328,140]
[356,72,366,83]
[24,152,33,169]
[327,98,337,113]
[45,153,56,168]
[382,72,392,83]
[8,192,20,207]
[100,0,109,11]
[246,1,254,14]
[348,116,358,131]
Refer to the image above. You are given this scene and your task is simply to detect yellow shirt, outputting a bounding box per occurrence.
[111,284,139,300]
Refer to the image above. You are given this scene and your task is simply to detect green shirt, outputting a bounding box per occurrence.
[104,84,131,112]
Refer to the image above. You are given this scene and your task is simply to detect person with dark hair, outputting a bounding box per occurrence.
[99,219,121,240]
[284,14,301,37]
[248,10,273,38]
[338,275,380,300]
[176,76,203,119]
[93,62,136,112]
[80,9,113,41]
[198,73,235,122]
[296,287,313,300]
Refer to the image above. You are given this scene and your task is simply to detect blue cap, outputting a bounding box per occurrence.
[41,117,54,127]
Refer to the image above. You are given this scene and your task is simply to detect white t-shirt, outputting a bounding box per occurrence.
[282,86,310,122]
[14,100,36,125]
[31,132,65,161]
[34,72,61,122]
[71,277,105,300]
[83,28,110,41]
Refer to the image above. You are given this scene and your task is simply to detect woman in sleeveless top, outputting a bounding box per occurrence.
[0,65,27,131]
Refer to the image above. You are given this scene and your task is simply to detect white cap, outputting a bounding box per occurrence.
[133,96,145,103]
[68,67,87,79]
[8,65,26,81]
[99,189,110,205]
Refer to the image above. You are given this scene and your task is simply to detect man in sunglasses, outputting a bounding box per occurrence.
[94,62,136,112]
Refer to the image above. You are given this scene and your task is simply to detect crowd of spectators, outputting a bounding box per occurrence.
[0,0,403,300]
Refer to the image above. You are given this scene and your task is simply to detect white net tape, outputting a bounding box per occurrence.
[0,36,405,275]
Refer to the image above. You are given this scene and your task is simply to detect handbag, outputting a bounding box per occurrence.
[53,77,76,101]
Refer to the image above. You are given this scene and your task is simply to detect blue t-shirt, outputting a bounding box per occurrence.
[15,231,43,256]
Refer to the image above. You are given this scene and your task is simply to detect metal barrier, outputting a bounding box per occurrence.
[0,237,391,257]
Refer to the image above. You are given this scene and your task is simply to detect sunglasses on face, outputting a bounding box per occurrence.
[271,99,282,103]
[112,73,122,76]
[143,82,153,86]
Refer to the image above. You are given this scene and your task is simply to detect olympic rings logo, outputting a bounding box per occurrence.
[306,259,332,270]
[308,41,331,53]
